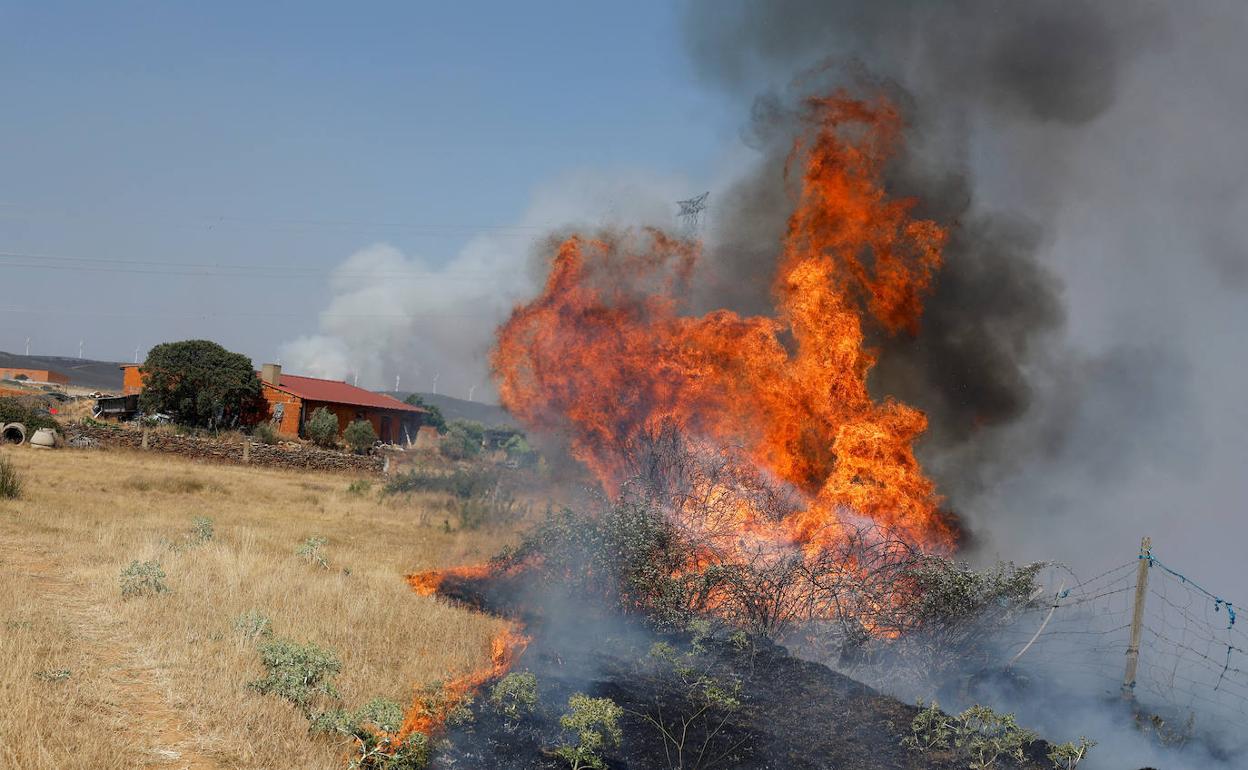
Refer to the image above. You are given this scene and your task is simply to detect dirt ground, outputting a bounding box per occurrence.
[0,445,517,769]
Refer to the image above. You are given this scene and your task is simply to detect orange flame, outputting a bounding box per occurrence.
[407,565,494,598]
[398,569,530,742]
[492,92,955,554]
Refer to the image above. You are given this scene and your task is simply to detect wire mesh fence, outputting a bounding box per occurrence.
[1003,540,1246,740]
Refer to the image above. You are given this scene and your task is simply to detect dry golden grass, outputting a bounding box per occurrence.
[0,445,518,769]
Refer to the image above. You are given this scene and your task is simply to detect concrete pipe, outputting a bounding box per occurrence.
[2,423,26,445]
[30,428,58,449]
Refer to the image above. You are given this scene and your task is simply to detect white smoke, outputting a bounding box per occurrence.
[279,168,694,400]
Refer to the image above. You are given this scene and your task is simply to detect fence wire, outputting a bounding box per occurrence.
[1003,544,1247,739]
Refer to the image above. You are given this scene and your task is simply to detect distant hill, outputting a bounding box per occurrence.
[392,391,519,429]
[0,351,126,391]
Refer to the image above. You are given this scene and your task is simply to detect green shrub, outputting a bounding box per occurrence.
[489,671,538,719]
[0,456,21,499]
[190,516,214,544]
[902,702,1038,770]
[384,467,521,530]
[352,698,405,734]
[1048,737,1096,770]
[253,422,279,445]
[249,638,341,713]
[297,536,329,569]
[344,419,378,453]
[120,560,168,597]
[384,467,500,499]
[347,479,372,496]
[503,434,536,466]
[439,420,484,460]
[233,610,274,641]
[306,407,339,448]
[555,693,622,770]
[0,397,60,434]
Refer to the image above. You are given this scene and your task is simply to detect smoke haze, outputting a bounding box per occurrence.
[279,169,692,399]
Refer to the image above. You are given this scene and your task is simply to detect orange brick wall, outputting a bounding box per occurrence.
[121,366,145,395]
[260,384,303,436]
[0,368,69,385]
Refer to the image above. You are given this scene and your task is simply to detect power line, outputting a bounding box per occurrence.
[0,249,509,280]
[0,305,496,320]
[0,203,553,235]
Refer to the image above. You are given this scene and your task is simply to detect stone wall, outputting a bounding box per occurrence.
[68,423,386,474]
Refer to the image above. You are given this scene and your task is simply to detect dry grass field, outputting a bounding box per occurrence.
[0,445,518,769]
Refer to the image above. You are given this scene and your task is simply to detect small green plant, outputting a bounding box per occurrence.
[248,638,341,714]
[1048,737,1096,770]
[233,610,274,641]
[297,536,329,569]
[903,702,1040,770]
[253,422,279,445]
[347,479,372,496]
[306,407,340,448]
[902,700,954,752]
[190,516,214,543]
[344,419,378,453]
[0,455,21,499]
[555,693,623,770]
[119,560,168,597]
[489,671,538,720]
[954,705,1037,769]
[33,668,71,682]
[631,641,746,770]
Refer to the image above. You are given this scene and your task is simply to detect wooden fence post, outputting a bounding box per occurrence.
[141,428,150,451]
[242,439,250,464]
[1122,536,1152,700]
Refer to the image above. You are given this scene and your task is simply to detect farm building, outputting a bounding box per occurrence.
[0,367,69,385]
[118,363,426,444]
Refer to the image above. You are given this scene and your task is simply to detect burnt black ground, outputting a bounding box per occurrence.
[427,571,1055,770]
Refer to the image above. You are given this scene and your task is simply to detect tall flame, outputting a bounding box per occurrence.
[492,93,955,553]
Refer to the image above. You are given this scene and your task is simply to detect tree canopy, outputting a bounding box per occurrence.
[138,340,263,429]
[403,393,447,433]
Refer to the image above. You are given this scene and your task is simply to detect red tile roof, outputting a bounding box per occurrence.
[266,374,425,413]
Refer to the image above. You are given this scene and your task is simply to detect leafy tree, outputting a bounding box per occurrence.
[305,406,339,447]
[138,340,262,429]
[344,419,378,453]
[403,393,446,433]
[440,419,484,460]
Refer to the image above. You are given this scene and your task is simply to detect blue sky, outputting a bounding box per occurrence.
[0,2,729,366]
